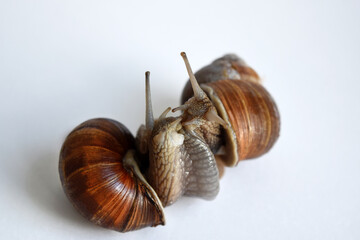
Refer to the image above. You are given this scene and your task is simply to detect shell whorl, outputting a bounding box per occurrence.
[59,118,164,232]
[202,79,280,166]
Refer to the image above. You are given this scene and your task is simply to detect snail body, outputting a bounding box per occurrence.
[146,115,220,205]
[137,73,219,207]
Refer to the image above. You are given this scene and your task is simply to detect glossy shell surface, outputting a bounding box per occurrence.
[202,80,280,166]
[59,118,164,232]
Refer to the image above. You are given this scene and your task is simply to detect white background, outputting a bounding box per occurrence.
[1,0,359,239]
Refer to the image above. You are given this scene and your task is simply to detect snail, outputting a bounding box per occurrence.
[59,70,219,232]
[58,52,280,232]
[179,52,280,167]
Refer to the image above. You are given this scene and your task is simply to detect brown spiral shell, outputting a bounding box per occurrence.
[59,118,164,232]
[202,80,280,166]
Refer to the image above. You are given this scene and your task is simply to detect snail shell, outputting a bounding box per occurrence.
[202,80,280,166]
[59,118,164,232]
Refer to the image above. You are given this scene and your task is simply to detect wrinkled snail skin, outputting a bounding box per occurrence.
[59,118,165,232]
[179,53,280,167]
[146,116,220,206]
[181,129,219,199]
[147,116,186,206]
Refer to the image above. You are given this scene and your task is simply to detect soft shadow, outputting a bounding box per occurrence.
[25,149,108,232]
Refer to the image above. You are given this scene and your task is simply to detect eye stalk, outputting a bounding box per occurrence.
[145,71,154,131]
[180,52,207,100]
